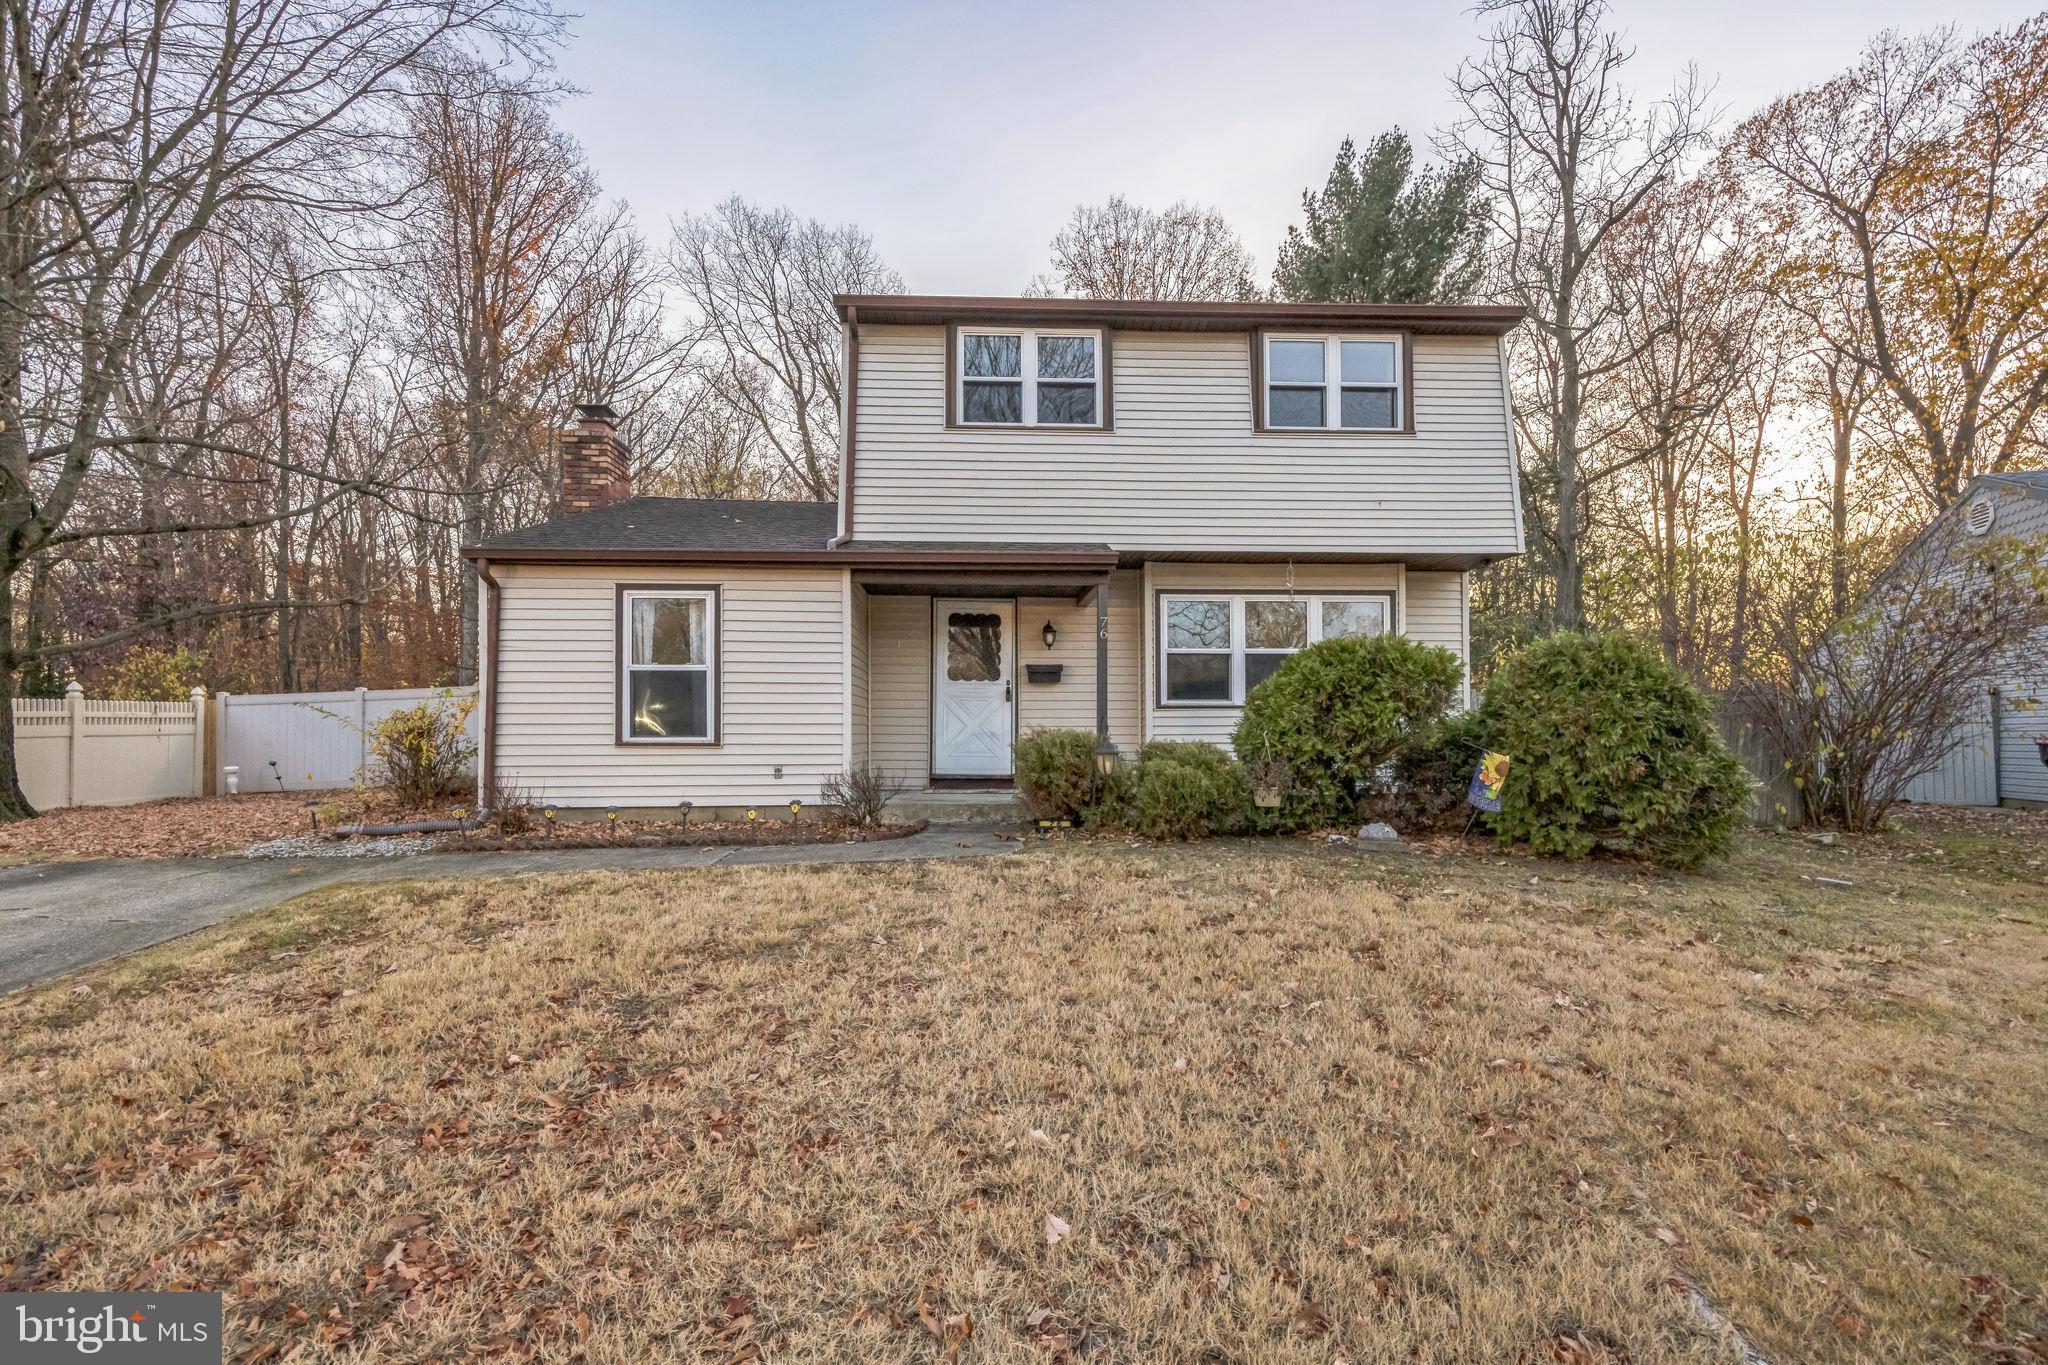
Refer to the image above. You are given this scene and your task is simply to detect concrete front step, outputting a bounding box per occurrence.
[886,789,1027,824]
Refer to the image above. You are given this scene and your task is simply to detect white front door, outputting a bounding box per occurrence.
[932,599,1015,777]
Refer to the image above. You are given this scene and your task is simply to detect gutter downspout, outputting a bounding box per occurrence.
[827,305,858,548]
[475,557,501,811]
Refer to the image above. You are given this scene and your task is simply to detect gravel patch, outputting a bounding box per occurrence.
[241,834,442,860]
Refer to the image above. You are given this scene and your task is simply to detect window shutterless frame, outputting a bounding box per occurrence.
[616,584,721,744]
[1251,330,1413,434]
[947,324,1109,429]
[1156,589,1398,706]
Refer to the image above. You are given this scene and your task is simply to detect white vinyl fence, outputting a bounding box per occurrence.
[215,687,478,793]
[9,684,477,809]
[13,683,208,809]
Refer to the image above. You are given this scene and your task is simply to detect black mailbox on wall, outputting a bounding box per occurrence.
[1025,663,1064,685]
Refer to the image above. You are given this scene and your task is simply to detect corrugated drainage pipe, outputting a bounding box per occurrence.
[334,811,491,837]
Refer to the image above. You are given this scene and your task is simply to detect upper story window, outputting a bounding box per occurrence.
[957,328,1103,427]
[1260,333,1405,432]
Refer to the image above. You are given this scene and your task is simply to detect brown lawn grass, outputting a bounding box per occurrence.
[0,813,2043,1362]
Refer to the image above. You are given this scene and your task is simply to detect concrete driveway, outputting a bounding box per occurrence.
[0,827,1019,995]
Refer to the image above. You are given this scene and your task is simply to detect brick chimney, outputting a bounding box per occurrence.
[561,403,630,513]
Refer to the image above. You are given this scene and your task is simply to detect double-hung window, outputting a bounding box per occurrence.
[958,328,1103,427]
[1261,333,1404,431]
[619,588,717,742]
[1159,591,1394,704]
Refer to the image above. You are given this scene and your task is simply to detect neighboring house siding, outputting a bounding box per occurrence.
[865,595,931,787]
[851,325,1520,554]
[1143,561,1409,748]
[1904,477,2048,807]
[1998,667,2048,805]
[1014,570,1145,752]
[1902,689,1999,807]
[493,563,845,806]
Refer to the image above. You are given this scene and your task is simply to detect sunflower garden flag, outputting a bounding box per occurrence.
[1466,750,1511,813]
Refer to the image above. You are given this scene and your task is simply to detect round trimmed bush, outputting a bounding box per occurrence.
[1481,632,1752,868]
[1130,740,1248,839]
[1231,634,1464,830]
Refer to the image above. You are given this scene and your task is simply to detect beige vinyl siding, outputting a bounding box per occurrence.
[865,595,931,787]
[1144,561,1435,749]
[493,563,845,806]
[849,580,870,768]
[1404,570,1471,705]
[1014,570,1144,753]
[851,325,1520,554]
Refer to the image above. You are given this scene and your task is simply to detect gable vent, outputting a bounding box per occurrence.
[1965,497,1996,536]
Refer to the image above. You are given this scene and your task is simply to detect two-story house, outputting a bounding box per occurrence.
[464,294,1525,812]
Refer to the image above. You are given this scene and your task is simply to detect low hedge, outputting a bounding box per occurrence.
[1130,740,1249,839]
[1013,728,1129,825]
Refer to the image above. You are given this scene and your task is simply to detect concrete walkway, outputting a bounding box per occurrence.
[0,827,1020,995]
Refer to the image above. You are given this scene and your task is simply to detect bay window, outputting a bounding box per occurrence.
[619,587,718,742]
[1158,591,1394,704]
[1260,333,1405,432]
[957,328,1104,427]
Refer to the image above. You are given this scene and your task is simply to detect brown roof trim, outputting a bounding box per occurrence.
[460,544,1120,570]
[835,293,1525,336]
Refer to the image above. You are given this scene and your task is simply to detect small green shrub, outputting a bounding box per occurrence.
[1130,740,1248,839]
[1014,729,1128,824]
[1232,634,1464,830]
[1388,707,1490,832]
[1482,632,1752,868]
[368,691,477,806]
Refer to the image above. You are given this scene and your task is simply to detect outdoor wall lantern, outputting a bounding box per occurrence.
[1042,621,1058,650]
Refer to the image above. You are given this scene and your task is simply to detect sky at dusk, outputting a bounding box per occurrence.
[551,0,2042,295]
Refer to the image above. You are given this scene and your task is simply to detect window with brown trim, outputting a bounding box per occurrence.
[1260,332,1406,431]
[958,328,1103,427]
[1159,591,1394,704]
[619,588,717,741]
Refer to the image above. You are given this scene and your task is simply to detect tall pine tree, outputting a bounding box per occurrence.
[1274,131,1488,304]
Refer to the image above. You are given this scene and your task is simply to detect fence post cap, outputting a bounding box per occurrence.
[64,680,83,697]
[189,685,208,701]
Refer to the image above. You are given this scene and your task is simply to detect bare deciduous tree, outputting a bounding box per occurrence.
[1453,0,1712,631]
[1735,517,2048,830]
[1738,18,2048,509]
[1029,195,1259,301]
[668,198,902,500]
[400,61,611,683]
[0,0,562,817]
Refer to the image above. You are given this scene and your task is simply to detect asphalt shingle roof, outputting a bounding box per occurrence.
[475,497,838,554]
